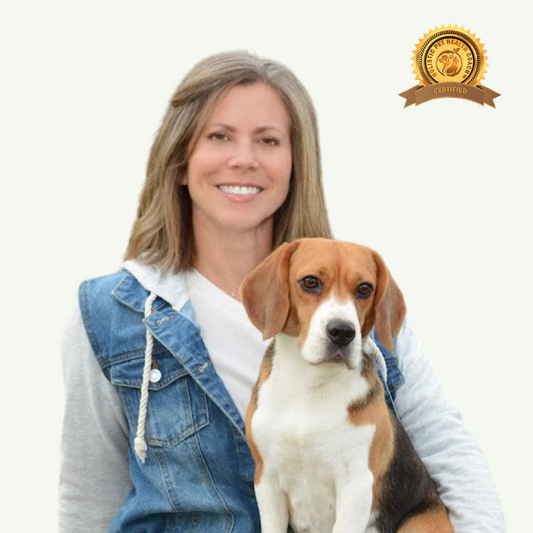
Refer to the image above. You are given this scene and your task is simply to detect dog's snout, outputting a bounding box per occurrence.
[326,320,356,347]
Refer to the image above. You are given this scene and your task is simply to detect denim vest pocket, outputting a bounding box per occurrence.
[109,349,210,447]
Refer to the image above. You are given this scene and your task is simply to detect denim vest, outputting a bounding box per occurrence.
[79,269,405,533]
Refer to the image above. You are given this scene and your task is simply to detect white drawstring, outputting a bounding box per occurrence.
[134,291,158,463]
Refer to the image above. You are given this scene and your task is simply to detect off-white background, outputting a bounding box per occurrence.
[1,1,530,531]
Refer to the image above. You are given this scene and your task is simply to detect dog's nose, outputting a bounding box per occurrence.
[326,320,356,346]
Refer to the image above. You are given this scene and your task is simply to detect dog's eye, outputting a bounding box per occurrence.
[356,283,373,299]
[300,276,320,291]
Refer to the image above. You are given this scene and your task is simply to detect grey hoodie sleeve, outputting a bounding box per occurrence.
[394,317,506,533]
[59,296,133,533]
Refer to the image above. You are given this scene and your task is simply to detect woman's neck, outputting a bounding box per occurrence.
[191,219,274,302]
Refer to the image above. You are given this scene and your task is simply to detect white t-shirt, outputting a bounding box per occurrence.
[185,268,272,421]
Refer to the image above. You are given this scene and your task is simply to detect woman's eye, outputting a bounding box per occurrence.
[356,283,373,299]
[208,132,228,141]
[260,137,279,146]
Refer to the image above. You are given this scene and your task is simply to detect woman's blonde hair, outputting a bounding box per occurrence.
[124,50,333,273]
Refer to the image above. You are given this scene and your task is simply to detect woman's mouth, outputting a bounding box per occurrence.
[217,184,262,195]
[216,184,263,202]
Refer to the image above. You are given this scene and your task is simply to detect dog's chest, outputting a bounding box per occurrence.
[252,370,376,532]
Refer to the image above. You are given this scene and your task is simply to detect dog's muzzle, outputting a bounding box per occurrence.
[327,319,356,347]
[323,319,357,366]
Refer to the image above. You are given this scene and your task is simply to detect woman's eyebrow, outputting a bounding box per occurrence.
[255,126,286,134]
[208,123,286,134]
[208,123,236,131]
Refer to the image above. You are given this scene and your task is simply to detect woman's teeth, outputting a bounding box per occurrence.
[218,185,262,195]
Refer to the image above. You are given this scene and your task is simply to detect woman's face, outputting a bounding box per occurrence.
[183,82,292,238]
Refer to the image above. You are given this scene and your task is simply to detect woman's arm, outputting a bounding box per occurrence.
[59,295,133,533]
[394,317,505,533]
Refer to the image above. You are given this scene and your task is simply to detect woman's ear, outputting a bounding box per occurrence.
[370,250,406,352]
[239,241,300,340]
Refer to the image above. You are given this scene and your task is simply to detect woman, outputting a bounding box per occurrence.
[60,51,504,532]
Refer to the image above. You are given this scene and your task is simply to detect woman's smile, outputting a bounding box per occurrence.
[216,183,264,202]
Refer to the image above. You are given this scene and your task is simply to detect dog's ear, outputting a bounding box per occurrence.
[370,250,406,352]
[239,241,300,340]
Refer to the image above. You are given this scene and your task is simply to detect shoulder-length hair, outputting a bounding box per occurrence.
[124,50,333,273]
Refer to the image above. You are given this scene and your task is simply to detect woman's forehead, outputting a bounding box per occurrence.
[206,83,291,131]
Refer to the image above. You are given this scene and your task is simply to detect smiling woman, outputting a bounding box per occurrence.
[60,50,333,533]
[122,51,331,282]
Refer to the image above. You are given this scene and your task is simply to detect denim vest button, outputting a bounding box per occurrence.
[149,369,162,383]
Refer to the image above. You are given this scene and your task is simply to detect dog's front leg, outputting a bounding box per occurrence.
[332,473,373,533]
[255,475,289,533]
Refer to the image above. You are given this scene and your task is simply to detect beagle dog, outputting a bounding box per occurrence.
[240,238,453,533]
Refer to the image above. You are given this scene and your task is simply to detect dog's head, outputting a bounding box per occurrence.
[240,238,406,369]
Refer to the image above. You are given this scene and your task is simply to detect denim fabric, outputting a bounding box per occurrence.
[370,329,406,417]
[79,270,404,532]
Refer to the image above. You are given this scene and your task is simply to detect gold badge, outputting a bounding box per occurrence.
[400,25,500,108]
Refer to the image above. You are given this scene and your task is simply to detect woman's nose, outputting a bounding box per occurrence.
[228,140,260,170]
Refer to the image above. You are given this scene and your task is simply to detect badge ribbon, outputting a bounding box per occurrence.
[400,25,500,108]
